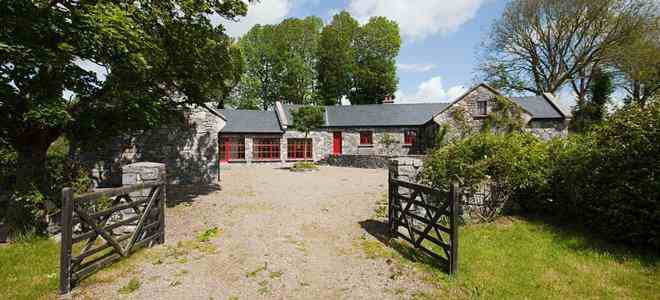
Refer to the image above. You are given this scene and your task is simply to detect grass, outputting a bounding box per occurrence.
[196,226,220,242]
[290,161,319,172]
[117,277,141,294]
[362,216,660,299]
[0,237,59,300]
[0,226,221,299]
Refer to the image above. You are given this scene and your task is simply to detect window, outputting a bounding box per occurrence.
[404,130,417,145]
[219,137,245,161]
[287,138,312,159]
[476,100,488,115]
[253,138,280,160]
[360,131,373,145]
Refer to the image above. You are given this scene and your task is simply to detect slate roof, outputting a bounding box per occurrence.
[283,103,449,127]
[218,109,283,133]
[510,96,564,119]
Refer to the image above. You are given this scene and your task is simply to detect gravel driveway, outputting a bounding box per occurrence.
[77,165,432,299]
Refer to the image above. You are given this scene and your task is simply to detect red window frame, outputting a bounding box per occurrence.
[359,131,373,145]
[287,138,312,160]
[253,138,280,160]
[219,137,245,162]
[404,130,417,145]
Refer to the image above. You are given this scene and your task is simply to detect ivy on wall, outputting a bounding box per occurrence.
[483,96,525,133]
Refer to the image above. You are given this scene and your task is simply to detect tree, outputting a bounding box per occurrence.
[611,16,660,107]
[317,11,360,106]
[479,0,653,103]
[234,17,322,109]
[290,106,325,159]
[290,106,325,138]
[1,1,246,205]
[350,17,401,105]
[274,17,324,105]
[571,69,614,131]
[236,24,281,110]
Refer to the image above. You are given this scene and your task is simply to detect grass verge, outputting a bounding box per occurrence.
[0,237,59,300]
[363,216,659,299]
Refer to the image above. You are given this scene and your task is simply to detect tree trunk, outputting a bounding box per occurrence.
[13,128,60,194]
[15,143,50,193]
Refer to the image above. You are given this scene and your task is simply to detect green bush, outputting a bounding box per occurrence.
[422,101,660,248]
[422,132,549,198]
[0,138,92,236]
[549,102,660,248]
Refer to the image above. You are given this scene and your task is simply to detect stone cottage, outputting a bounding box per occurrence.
[93,83,569,184]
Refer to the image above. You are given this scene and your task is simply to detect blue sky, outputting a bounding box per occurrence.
[221,0,508,104]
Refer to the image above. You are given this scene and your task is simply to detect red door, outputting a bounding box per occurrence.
[333,132,342,155]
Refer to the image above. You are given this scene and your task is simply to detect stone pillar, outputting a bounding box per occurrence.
[117,162,166,233]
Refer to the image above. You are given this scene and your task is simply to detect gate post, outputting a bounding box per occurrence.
[449,182,460,275]
[59,188,74,295]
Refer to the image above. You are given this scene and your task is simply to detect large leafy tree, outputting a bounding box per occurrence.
[610,16,660,107]
[351,16,401,105]
[232,24,280,110]
[232,17,322,109]
[317,11,359,106]
[1,1,247,192]
[571,68,614,132]
[479,0,653,103]
[275,17,324,105]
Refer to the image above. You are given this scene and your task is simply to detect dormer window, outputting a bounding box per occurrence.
[476,100,488,115]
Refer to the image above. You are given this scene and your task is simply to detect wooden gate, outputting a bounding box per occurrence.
[388,174,459,274]
[59,182,166,294]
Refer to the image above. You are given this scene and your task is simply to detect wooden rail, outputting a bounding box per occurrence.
[59,182,166,295]
[388,174,459,274]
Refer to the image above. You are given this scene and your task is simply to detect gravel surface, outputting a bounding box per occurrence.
[76,165,433,300]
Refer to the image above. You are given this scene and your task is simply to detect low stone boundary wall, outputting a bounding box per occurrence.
[322,154,393,169]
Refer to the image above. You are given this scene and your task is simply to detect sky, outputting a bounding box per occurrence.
[218,0,509,105]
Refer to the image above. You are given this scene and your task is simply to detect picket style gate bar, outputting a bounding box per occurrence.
[388,173,459,274]
[59,182,166,294]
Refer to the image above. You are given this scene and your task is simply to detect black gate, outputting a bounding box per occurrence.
[388,174,459,274]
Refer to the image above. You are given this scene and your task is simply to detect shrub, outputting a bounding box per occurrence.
[0,138,93,236]
[549,102,660,248]
[422,132,550,219]
[422,102,659,248]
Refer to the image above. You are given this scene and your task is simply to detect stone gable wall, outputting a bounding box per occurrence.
[86,107,224,185]
[431,86,567,140]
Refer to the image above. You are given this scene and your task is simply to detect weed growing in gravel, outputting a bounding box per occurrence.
[269,270,283,279]
[246,263,267,278]
[257,280,270,295]
[374,192,388,218]
[196,227,220,242]
[118,277,141,294]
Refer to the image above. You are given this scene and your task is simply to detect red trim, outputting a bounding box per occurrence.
[404,130,417,145]
[333,132,342,154]
[359,131,373,145]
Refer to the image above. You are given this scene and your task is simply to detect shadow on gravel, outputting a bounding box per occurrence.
[359,219,448,272]
[166,184,220,208]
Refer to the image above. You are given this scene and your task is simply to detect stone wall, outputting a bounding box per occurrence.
[431,85,568,141]
[525,119,569,140]
[322,154,393,169]
[85,107,224,185]
[388,156,425,182]
[329,127,421,156]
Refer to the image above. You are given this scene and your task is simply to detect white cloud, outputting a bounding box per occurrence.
[397,63,436,72]
[395,76,466,103]
[212,0,292,38]
[347,0,486,40]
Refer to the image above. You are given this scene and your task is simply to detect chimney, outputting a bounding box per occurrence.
[383,95,394,104]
